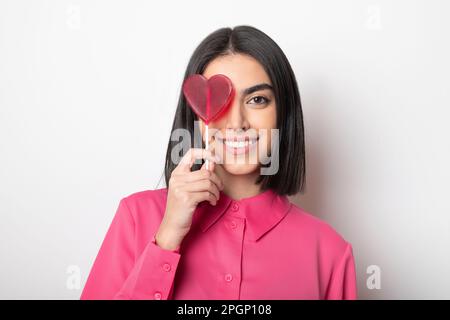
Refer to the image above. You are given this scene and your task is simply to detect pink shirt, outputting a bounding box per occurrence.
[80,188,357,300]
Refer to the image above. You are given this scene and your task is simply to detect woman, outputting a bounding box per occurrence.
[81,25,357,300]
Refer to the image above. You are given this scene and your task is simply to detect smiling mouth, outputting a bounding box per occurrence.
[216,136,259,155]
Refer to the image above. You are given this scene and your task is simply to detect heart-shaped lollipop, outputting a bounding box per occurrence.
[182,74,234,170]
[182,74,234,125]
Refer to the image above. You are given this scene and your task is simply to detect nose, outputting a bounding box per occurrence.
[224,97,249,132]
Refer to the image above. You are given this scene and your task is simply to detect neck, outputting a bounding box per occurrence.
[215,165,262,200]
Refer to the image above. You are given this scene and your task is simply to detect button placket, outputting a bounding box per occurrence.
[224,273,233,282]
[154,292,162,300]
[163,263,171,272]
[220,215,245,299]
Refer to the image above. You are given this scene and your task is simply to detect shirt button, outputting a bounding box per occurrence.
[163,263,171,272]
[231,202,239,211]
[229,221,237,229]
[154,292,162,300]
[224,273,233,282]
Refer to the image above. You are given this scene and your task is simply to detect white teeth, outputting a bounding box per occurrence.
[223,139,257,148]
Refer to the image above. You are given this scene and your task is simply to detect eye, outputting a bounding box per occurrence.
[247,96,270,105]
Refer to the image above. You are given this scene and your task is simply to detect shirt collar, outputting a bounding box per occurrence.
[193,188,292,242]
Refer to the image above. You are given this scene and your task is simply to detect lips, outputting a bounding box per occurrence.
[216,136,259,155]
[222,139,257,148]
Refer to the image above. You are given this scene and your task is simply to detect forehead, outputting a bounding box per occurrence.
[203,54,272,92]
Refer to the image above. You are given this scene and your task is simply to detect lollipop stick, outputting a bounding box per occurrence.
[205,85,210,171]
[205,124,209,170]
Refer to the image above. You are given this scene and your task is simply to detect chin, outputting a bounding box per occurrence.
[219,162,260,175]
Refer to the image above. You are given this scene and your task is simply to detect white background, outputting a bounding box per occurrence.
[1,0,449,299]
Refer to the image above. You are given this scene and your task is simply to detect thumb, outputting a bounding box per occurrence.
[200,158,215,172]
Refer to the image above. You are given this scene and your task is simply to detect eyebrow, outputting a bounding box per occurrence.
[241,83,273,96]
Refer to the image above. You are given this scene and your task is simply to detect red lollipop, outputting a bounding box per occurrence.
[182,74,235,169]
[182,74,235,125]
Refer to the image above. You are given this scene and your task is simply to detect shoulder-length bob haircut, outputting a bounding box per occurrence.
[164,25,306,196]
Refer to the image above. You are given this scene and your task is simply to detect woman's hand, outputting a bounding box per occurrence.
[155,147,224,251]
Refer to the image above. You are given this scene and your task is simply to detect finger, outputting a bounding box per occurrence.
[178,167,224,190]
[201,158,215,172]
[204,129,220,154]
[190,191,218,206]
[208,133,217,153]
[175,148,219,173]
[204,126,220,145]
[209,135,224,165]
[183,180,220,202]
[204,136,222,169]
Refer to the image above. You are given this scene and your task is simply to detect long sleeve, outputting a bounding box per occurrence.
[324,243,358,300]
[80,197,181,300]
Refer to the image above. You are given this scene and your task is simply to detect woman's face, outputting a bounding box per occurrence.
[200,53,277,176]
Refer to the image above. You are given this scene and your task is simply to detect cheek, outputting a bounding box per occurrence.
[247,105,277,130]
[249,106,276,152]
[208,118,226,130]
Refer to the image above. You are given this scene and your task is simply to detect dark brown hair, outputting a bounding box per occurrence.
[163,25,306,196]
